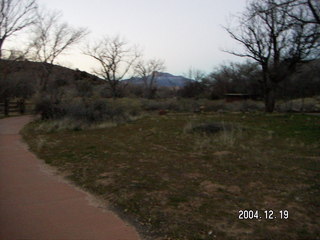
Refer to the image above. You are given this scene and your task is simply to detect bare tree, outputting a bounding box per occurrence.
[0,0,37,58]
[135,59,165,98]
[84,36,140,98]
[206,61,262,99]
[28,10,88,91]
[184,67,206,82]
[275,0,320,24]
[225,0,320,112]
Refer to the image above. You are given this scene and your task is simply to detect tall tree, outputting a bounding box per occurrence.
[84,36,140,98]
[0,0,37,58]
[225,0,320,112]
[28,10,88,91]
[134,59,165,99]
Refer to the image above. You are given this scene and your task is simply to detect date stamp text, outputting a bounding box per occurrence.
[238,210,289,220]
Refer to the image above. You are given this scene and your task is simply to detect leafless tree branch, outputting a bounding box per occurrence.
[0,0,37,58]
[134,58,165,98]
[28,10,88,91]
[84,35,141,98]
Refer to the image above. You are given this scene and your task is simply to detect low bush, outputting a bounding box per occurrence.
[113,98,143,117]
[223,100,264,112]
[197,99,226,112]
[140,99,170,111]
[141,98,198,112]
[184,121,244,150]
[34,96,144,129]
[276,97,320,112]
[64,98,115,122]
[140,98,265,113]
[34,94,65,120]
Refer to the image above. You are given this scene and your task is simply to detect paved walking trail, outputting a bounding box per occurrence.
[0,116,140,240]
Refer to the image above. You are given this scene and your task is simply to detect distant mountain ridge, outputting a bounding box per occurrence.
[123,72,193,87]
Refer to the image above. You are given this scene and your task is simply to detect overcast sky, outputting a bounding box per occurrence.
[35,0,248,75]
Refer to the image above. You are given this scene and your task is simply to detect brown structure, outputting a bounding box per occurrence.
[225,93,257,102]
[158,109,168,115]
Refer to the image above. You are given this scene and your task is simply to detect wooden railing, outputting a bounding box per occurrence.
[0,100,32,116]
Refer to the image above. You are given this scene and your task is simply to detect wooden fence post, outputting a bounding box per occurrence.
[4,98,9,116]
[18,99,25,114]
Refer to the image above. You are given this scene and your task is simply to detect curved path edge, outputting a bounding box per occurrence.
[0,116,140,240]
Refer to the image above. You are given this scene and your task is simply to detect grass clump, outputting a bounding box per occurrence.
[276,97,320,112]
[185,121,234,134]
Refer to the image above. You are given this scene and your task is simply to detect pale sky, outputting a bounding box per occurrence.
[34,0,248,75]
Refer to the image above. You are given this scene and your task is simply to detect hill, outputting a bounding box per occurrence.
[0,60,102,86]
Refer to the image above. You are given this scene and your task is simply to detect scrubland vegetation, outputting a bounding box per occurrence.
[27,96,320,131]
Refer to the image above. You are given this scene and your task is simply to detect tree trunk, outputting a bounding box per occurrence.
[261,66,277,113]
[146,87,157,99]
[39,63,53,92]
[18,99,26,114]
[0,38,4,59]
[264,87,276,113]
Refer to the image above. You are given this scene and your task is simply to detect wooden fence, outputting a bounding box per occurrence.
[0,101,33,117]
